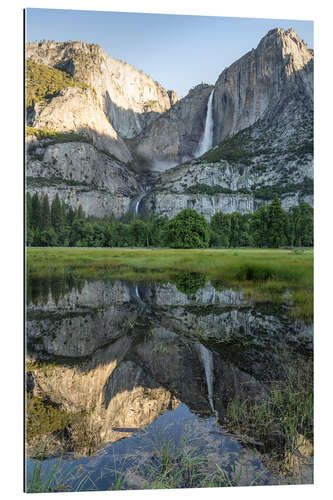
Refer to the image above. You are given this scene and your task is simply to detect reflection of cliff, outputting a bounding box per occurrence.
[26,277,312,457]
[27,325,265,458]
[27,278,312,359]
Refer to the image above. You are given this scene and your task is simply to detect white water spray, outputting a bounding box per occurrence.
[196,89,215,157]
[195,343,215,413]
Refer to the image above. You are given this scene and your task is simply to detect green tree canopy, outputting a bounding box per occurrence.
[167,209,210,248]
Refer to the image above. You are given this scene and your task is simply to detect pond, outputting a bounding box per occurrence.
[25,275,313,491]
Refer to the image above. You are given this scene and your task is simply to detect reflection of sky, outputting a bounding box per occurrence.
[26,402,265,492]
[26,9,313,98]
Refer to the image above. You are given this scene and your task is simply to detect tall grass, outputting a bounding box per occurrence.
[135,424,268,489]
[225,357,313,474]
[26,457,96,493]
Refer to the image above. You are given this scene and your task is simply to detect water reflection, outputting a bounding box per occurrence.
[25,276,313,489]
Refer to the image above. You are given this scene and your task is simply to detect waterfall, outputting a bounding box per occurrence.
[134,193,145,216]
[195,89,215,158]
[195,343,215,413]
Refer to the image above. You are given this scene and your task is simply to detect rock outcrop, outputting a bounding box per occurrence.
[26,135,141,218]
[130,84,214,168]
[27,87,132,163]
[213,28,313,142]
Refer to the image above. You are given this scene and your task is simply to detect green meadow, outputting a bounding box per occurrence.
[26,247,313,323]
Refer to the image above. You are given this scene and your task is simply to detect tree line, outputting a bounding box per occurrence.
[26,192,313,249]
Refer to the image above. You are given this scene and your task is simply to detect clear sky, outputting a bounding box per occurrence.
[26,8,313,98]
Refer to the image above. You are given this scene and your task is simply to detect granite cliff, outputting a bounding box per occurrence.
[25,28,313,219]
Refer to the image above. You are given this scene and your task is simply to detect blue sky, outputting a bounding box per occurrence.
[26,8,313,97]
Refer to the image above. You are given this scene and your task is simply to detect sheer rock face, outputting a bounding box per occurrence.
[26,41,176,139]
[27,87,132,163]
[131,84,214,167]
[140,28,313,217]
[213,28,313,143]
[142,191,254,219]
[26,138,141,218]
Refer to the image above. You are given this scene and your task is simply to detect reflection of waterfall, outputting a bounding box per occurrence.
[195,89,215,158]
[135,285,141,301]
[195,343,215,413]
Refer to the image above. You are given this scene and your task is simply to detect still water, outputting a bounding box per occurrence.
[25,275,313,491]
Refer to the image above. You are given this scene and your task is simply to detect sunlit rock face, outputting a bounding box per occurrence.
[27,87,132,163]
[26,41,177,139]
[213,28,313,142]
[25,41,178,217]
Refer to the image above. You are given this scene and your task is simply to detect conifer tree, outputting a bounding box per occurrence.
[26,192,32,229]
[77,205,85,220]
[40,194,51,231]
[51,193,63,232]
[267,196,286,248]
[31,192,41,229]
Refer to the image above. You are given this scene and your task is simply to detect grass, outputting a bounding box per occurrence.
[26,126,94,145]
[26,247,313,322]
[225,357,313,474]
[142,424,267,489]
[26,399,312,494]
[27,457,98,493]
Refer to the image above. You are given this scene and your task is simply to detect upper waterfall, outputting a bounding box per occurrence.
[195,89,215,158]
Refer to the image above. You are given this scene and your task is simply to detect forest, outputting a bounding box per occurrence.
[26,192,313,249]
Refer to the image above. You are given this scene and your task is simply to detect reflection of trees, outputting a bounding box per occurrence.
[172,272,207,296]
[26,276,86,306]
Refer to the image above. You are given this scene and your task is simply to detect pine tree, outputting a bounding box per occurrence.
[51,194,63,232]
[267,196,286,248]
[76,205,85,220]
[299,203,314,246]
[210,212,231,247]
[31,192,41,229]
[251,205,269,247]
[40,194,51,231]
[26,192,32,229]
